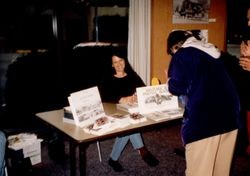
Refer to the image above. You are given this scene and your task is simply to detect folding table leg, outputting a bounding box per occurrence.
[96,141,102,162]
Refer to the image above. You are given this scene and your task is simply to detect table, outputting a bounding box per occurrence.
[36,103,182,176]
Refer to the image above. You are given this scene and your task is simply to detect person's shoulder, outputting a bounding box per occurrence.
[126,72,139,80]
[128,72,145,85]
[182,46,205,53]
[127,71,140,78]
[177,47,198,54]
[173,47,196,59]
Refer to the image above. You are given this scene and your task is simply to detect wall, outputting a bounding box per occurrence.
[151,0,227,83]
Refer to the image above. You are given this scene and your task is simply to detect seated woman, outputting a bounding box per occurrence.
[99,48,159,172]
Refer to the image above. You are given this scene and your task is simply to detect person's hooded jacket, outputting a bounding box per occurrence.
[168,36,241,145]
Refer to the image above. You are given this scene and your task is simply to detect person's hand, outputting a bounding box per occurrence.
[165,69,168,80]
[240,41,250,56]
[119,94,137,104]
[240,41,250,71]
[239,57,250,71]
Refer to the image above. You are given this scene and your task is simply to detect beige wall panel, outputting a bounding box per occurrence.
[151,0,227,83]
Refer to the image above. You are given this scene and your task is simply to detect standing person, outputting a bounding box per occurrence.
[0,131,6,176]
[166,30,241,176]
[240,6,250,72]
[240,39,250,71]
[239,5,250,72]
[238,6,250,155]
[99,48,159,172]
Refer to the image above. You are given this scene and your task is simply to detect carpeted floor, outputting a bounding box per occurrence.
[7,121,250,176]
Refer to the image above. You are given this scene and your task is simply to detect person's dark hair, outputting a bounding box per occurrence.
[190,30,203,40]
[111,47,127,59]
[109,47,137,76]
[167,30,193,55]
[167,29,202,55]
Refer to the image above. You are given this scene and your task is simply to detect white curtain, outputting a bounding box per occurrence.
[128,0,151,85]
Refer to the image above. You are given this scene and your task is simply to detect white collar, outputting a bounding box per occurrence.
[182,37,221,59]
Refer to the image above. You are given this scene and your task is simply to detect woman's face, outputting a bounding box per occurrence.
[112,55,125,73]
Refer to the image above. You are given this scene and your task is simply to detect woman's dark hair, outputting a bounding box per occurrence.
[111,46,127,59]
[109,46,137,76]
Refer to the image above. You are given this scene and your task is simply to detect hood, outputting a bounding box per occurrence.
[182,37,221,59]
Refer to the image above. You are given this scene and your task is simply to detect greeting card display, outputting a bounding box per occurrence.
[67,86,128,136]
[67,86,105,127]
[136,84,183,121]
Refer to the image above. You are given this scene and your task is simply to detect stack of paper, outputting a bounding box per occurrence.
[8,133,43,165]
[109,113,130,128]
[83,116,119,136]
[63,106,75,124]
[128,113,147,124]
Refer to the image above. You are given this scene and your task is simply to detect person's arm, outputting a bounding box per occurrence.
[118,95,137,104]
[168,60,187,96]
[167,49,193,96]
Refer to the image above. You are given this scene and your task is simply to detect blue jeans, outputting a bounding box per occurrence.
[110,133,144,161]
[0,131,6,176]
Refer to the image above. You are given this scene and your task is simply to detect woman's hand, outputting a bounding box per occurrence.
[240,41,250,57]
[119,94,137,104]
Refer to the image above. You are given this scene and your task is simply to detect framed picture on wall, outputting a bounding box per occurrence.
[172,0,210,24]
